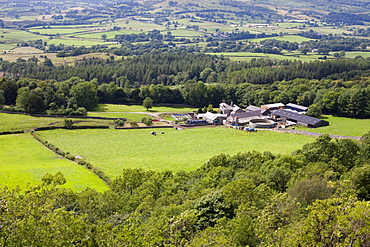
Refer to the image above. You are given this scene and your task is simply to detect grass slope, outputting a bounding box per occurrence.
[295,115,370,137]
[0,113,113,132]
[91,104,197,113]
[37,128,315,178]
[0,134,108,192]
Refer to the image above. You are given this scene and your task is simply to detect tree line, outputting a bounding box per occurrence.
[1,54,370,117]
[1,133,370,245]
[1,74,369,118]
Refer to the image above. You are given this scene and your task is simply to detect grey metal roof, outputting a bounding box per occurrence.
[286,103,308,111]
[231,110,261,118]
[246,105,270,115]
[273,109,328,126]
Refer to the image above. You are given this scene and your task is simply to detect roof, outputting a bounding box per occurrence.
[204,112,227,121]
[272,109,329,126]
[231,110,262,119]
[246,105,270,115]
[286,103,308,111]
[261,103,285,109]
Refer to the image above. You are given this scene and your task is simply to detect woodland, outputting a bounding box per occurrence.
[0,54,369,118]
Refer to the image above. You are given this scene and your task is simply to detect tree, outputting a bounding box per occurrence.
[142,97,153,111]
[306,103,322,117]
[141,117,152,126]
[64,119,74,129]
[70,81,98,110]
[101,34,107,40]
[0,89,4,106]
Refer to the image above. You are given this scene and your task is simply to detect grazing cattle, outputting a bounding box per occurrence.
[161,132,165,134]
[151,131,157,136]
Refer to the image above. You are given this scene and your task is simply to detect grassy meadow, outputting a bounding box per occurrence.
[0,134,108,192]
[87,112,153,122]
[37,127,315,178]
[295,115,370,137]
[0,113,113,132]
[91,104,197,113]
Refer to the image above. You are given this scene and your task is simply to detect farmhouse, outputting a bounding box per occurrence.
[272,109,329,128]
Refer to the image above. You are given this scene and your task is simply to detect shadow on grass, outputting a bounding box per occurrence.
[91,104,109,112]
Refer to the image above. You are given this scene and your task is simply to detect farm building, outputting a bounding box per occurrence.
[219,102,244,115]
[272,109,329,128]
[227,110,268,125]
[261,103,285,111]
[246,105,270,115]
[203,112,227,125]
[285,103,308,113]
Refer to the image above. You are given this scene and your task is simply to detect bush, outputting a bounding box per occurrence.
[65,153,75,161]
[141,117,153,126]
[114,119,125,127]
[130,121,139,127]
[64,119,74,129]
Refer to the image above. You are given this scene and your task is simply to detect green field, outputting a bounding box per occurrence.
[37,128,315,178]
[0,29,43,43]
[0,134,108,192]
[87,112,153,122]
[166,29,203,37]
[91,104,197,113]
[46,38,109,46]
[295,115,370,137]
[206,52,322,61]
[250,35,313,43]
[0,113,112,132]
[29,28,89,35]
[340,51,370,59]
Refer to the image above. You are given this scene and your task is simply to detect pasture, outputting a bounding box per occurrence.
[46,38,109,46]
[29,28,89,35]
[87,112,153,122]
[0,29,43,43]
[250,35,313,43]
[37,127,315,178]
[91,104,197,113]
[0,134,108,192]
[206,52,323,62]
[0,113,112,132]
[295,115,370,137]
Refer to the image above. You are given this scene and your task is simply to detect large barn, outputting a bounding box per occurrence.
[272,109,329,128]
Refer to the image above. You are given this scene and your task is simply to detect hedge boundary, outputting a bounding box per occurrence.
[31,130,112,185]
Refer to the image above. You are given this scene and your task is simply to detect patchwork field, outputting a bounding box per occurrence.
[0,134,108,192]
[37,127,315,178]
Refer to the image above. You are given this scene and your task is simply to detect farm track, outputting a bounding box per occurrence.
[263,128,362,140]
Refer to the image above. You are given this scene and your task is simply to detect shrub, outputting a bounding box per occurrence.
[141,117,153,126]
[65,153,75,161]
[114,119,125,127]
[64,119,74,129]
[130,121,139,127]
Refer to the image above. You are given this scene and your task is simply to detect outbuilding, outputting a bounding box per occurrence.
[260,103,285,111]
[285,103,308,113]
[272,109,329,128]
